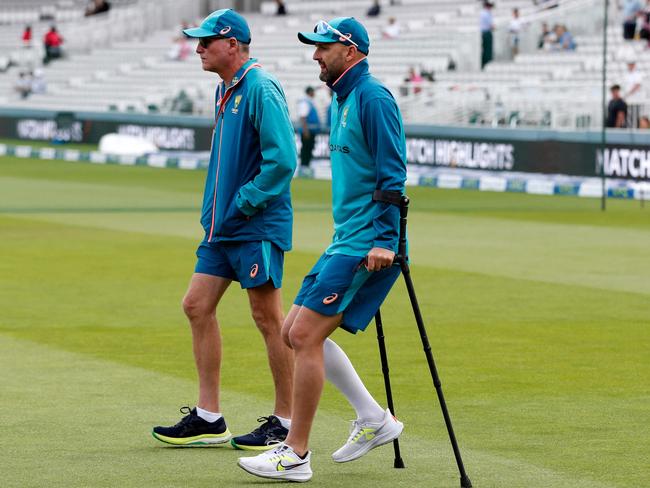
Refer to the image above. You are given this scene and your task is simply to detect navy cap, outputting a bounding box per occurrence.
[183,9,251,44]
[298,17,370,54]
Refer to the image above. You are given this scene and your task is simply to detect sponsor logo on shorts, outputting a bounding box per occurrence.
[250,263,259,278]
[322,293,338,305]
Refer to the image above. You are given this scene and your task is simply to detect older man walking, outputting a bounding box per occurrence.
[152,9,296,452]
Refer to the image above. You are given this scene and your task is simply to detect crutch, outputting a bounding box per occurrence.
[373,191,472,488]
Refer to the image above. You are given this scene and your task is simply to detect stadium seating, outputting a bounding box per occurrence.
[0,0,647,129]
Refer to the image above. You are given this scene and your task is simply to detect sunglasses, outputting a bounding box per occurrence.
[198,36,230,48]
[314,20,359,48]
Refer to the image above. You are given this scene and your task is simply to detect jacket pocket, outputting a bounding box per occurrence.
[219,199,255,236]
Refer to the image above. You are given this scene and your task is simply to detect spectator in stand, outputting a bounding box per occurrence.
[623,59,644,99]
[508,8,522,58]
[622,0,642,39]
[381,16,401,39]
[167,36,191,60]
[551,24,576,50]
[43,26,64,64]
[480,2,495,69]
[607,84,628,128]
[639,115,650,128]
[640,0,650,46]
[85,0,111,17]
[14,72,32,99]
[167,24,192,61]
[170,89,193,114]
[297,86,320,174]
[275,0,287,15]
[405,66,424,94]
[22,25,32,48]
[538,22,553,49]
[31,69,46,94]
[367,0,381,17]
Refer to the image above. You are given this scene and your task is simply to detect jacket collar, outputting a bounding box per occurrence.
[225,58,260,90]
[329,57,368,101]
[216,59,261,118]
[216,58,260,111]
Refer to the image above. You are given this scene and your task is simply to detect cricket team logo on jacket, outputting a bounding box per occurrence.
[341,106,349,127]
[232,95,242,114]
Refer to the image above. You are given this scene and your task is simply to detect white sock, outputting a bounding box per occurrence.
[274,415,291,429]
[323,338,385,423]
[196,406,222,423]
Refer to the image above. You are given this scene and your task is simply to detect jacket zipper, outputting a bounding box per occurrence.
[207,112,226,243]
[206,63,262,243]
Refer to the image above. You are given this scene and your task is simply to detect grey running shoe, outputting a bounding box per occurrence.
[331,408,404,463]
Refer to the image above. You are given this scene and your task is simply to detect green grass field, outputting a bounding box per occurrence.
[1,155,648,487]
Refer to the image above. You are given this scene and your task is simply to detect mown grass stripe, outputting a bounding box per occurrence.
[1,335,628,488]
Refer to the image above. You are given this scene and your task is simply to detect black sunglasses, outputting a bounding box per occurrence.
[198,36,227,48]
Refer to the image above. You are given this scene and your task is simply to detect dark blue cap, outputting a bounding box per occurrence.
[298,17,370,54]
[183,9,251,44]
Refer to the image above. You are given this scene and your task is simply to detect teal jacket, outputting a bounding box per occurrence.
[326,58,407,256]
[201,59,297,251]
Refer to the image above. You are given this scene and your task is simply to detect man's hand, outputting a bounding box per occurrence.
[365,247,395,272]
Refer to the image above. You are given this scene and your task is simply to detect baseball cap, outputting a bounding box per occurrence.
[298,17,370,54]
[183,9,251,44]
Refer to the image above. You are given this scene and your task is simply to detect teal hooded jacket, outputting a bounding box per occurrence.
[200,59,297,251]
[326,58,407,256]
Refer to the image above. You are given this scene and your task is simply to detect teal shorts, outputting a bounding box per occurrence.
[195,240,283,289]
[294,252,401,334]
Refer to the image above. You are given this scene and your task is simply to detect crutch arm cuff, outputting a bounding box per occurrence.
[372,189,403,206]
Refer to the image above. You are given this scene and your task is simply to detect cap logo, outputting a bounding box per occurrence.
[220,26,231,35]
[339,33,353,42]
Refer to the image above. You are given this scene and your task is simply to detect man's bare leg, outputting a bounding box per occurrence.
[182,272,231,412]
[247,282,294,418]
[283,306,341,455]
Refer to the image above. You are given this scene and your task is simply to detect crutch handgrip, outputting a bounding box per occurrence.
[372,191,410,264]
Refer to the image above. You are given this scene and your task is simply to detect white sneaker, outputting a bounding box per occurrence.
[332,409,404,463]
[238,442,312,482]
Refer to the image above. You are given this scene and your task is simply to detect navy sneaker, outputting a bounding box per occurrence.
[152,406,232,446]
[231,415,288,451]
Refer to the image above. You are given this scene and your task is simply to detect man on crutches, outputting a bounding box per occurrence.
[238,17,406,482]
